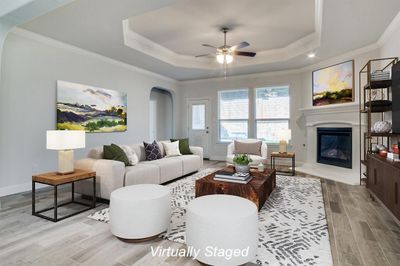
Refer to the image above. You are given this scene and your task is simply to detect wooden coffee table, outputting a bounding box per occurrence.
[195,166,276,211]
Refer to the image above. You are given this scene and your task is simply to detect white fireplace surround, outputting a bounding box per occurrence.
[298,103,364,185]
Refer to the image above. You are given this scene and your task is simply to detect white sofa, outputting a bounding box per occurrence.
[74,141,203,200]
[226,139,268,166]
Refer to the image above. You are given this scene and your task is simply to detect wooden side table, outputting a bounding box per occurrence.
[270,152,295,176]
[32,169,96,222]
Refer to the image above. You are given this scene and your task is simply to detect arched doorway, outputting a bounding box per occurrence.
[149,87,174,140]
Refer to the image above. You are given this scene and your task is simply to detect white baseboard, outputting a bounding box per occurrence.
[0,182,48,197]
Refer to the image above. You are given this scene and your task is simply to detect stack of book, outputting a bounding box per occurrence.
[371,71,390,81]
[213,170,253,184]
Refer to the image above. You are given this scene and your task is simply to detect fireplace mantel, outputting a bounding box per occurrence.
[300,102,359,116]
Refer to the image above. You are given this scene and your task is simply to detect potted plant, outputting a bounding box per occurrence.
[233,154,253,174]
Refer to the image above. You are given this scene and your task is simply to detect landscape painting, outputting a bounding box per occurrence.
[312,60,354,106]
[57,81,127,132]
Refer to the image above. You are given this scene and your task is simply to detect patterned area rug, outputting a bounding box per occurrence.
[88,168,332,265]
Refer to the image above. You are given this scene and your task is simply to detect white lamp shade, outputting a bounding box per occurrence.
[46,130,85,150]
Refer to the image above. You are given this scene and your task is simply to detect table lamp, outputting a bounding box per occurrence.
[46,130,86,174]
[278,129,291,153]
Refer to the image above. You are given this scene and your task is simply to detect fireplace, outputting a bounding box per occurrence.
[317,127,352,169]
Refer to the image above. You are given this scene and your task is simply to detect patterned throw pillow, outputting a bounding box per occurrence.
[143,141,162,161]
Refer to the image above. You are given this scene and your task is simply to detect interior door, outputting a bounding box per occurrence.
[188,99,211,159]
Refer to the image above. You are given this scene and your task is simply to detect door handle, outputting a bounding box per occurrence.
[206,131,209,133]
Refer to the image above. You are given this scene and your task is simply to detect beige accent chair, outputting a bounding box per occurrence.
[226,139,268,166]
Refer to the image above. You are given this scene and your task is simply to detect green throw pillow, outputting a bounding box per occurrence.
[103,144,130,166]
[170,138,192,155]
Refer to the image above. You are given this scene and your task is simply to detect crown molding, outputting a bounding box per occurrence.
[11,27,178,83]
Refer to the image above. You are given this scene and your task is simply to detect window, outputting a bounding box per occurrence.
[218,89,249,142]
[191,104,205,130]
[255,86,290,143]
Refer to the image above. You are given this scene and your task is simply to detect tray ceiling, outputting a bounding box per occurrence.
[19,0,400,80]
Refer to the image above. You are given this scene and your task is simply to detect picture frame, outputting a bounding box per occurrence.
[56,80,127,132]
[312,60,355,106]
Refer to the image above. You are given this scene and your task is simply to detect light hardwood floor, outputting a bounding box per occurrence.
[0,161,399,266]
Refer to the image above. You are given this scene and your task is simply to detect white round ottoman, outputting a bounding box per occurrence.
[110,184,171,241]
[186,195,258,265]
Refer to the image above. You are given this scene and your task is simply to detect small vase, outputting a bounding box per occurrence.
[235,164,250,174]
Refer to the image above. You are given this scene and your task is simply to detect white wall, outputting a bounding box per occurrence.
[0,30,179,195]
[379,12,400,58]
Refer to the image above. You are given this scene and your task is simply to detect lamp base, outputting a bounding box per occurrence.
[58,150,74,175]
[279,140,287,153]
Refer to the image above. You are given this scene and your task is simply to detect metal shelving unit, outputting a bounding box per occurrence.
[359,57,399,185]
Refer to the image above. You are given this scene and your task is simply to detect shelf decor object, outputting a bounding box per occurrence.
[46,130,86,174]
[312,60,354,106]
[372,121,392,133]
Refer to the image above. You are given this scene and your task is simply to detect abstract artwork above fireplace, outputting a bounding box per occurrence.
[317,127,352,169]
[312,60,354,106]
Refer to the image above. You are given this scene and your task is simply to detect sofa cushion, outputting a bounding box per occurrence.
[226,154,267,166]
[125,163,160,186]
[234,140,262,156]
[178,155,201,175]
[142,158,183,183]
[143,141,162,161]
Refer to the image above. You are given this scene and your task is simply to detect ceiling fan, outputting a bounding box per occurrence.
[195,27,256,64]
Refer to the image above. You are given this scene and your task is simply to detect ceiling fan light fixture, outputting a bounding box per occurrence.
[216,53,225,64]
[216,52,233,64]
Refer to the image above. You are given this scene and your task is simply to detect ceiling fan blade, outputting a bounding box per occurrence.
[234,51,256,57]
[202,44,218,49]
[230,41,250,51]
[195,53,213,58]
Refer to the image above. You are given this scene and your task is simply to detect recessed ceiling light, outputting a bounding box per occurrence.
[307,53,316,58]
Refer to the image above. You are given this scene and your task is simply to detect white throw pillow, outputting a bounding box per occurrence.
[121,145,139,166]
[162,141,182,157]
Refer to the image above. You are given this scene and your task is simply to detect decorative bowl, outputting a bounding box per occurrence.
[372,121,392,133]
